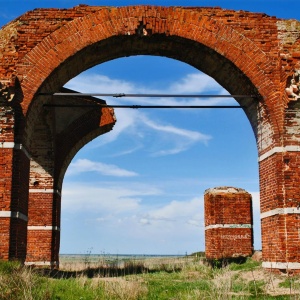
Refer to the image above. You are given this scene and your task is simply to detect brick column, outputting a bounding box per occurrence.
[9,147,30,261]
[0,106,29,261]
[0,145,14,260]
[259,151,300,272]
[26,189,60,267]
[259,154,300,271]
[25,159,61,268]
[204,187,253,260]
[258,103,300,273]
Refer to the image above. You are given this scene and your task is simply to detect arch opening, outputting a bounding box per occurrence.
[24,36,262,193]
[33,35,261,140]
[53,55,260,256]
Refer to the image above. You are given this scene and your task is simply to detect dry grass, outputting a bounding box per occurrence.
[97,278,148,300]
[0,263,46,300]
[2,256,300,299]
[59,255,190,272]
[59,255,300,298]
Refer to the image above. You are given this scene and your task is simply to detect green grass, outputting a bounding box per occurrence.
[45,279,106,300]
[141,271,210,299]
[279,277,300,290]
[0,261,50,300]
[0,257,300,300]
[228,258,262,271]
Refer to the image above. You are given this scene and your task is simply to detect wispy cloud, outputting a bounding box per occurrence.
[65,72,233,106]
[62,181,162,213]
[139,197,203,227]
[250,191,260,213]
[65,72,228,156]
[169,73,224,94]
[140,115,209,142]
[62,181,204,229]
[0,13,17,22]
[134,114,211,156]
[65,74,134,94]
[85,104,212,156]
[108,145,143,157]
[61,177,261,252]
[66,158,138,177]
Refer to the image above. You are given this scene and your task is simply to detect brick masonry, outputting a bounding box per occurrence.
[204,187,253,260]
[0,5,299,271]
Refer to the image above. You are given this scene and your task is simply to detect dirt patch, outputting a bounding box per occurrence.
[239,268,300,296]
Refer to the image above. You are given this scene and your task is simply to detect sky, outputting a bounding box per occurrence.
[1,1,299,255]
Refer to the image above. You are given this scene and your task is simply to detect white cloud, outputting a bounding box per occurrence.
[65,74,135,94]
[142,197,203,225]
[66,158,138,177]
[64,72,229,156]
[169,73,223,94]
[61,171,261,253]
[136,114,211,156]
[62,182,162,213]
[107,145,143,157]
[250,191,260,213]
[249,191,261,249]
[139,218,151,225]
[140,115,209,142]
[88,107,212,156]
[65,72,233,107]
[62,179,203,227]
[187,219,203,227]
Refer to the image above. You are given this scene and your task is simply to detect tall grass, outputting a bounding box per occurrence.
[0,261,50,300]
[0,256,300,299]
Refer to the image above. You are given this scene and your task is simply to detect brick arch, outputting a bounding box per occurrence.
[1,5,300,272]
[19,7,278,130]
[17,6,283,161]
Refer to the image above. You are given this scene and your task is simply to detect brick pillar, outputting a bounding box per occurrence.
[9,147,30,261]
[25,159,60,268]
[259,152,300,272]
[0,106,29,261]
[204,187,253,260]
[0,147,13,260]
[259,150,300,270]
[257,102,300,273]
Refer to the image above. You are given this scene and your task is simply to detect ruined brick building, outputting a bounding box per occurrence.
[205,187,254,260]
[0,5,300,272]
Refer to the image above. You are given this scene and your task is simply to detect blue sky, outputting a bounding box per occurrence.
[1,1,298,255]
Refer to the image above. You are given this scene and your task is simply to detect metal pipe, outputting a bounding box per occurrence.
[39,92,257,98]
[43,104,244,109]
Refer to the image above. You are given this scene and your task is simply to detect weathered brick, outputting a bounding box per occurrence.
[204,187,253,260]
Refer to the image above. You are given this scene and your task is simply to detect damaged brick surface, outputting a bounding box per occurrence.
[204,187,253,260]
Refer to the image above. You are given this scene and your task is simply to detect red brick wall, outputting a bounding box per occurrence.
[0,219,10,260]
[9,149,30,261]
[0,105,28,261]
[204,187,253,260]
[26,191,61,267]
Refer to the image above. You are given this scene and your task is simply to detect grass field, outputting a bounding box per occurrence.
[1,254,300,299]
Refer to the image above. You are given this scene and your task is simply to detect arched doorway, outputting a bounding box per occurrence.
[60,55,259,256]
